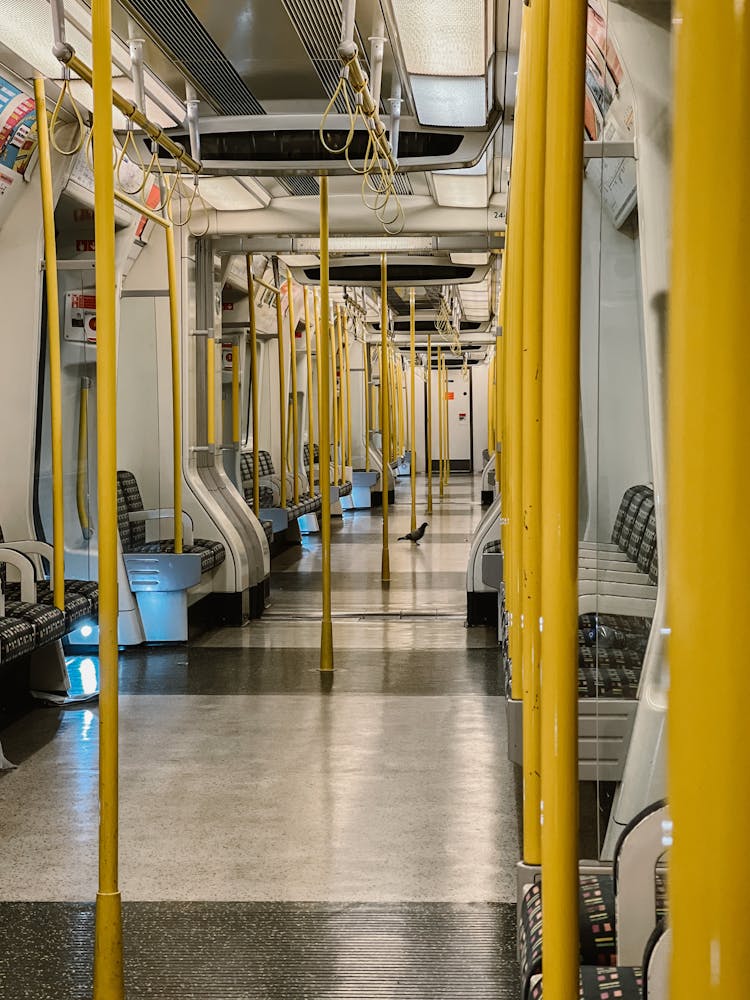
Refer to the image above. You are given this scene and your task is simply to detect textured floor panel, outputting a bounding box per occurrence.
[0,901,520,999]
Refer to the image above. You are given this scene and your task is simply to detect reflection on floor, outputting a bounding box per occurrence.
[0,473,520,997]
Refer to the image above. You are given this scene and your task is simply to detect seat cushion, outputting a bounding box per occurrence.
[0,615,36,663]
[520,875,618,996]
[6,583,94,627]
[262,521,274,544]
[337,480,352,497]
[578,647,643,699]
[528,968,643,1000]
[483,539,502,554]
[132,539,226,575]
[4,601,67,645]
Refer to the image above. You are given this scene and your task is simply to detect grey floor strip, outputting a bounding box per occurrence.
[0,901,520,999]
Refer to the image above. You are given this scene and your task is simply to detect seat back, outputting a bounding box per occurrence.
[258,450,275,476]
[626,493,655,564]
[117,471,146,547]
[611,484,650,547]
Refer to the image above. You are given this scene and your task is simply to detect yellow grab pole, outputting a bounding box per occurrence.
[335,306,345,483]
[409,289,417,533]
[495,251,506,494]
[668,3,750,997]
[303,288,316,488]
[206,332,216,448]
[364,342,371,471]
[164,226,183,552]
[231,339,240,446]
[313,288,323,461]
[444,359,450,482]
[275,284,288,508]
[34,77,65,610]
[76,379,91,539]
[319,178,334,671]
[329,318,340,486]
[380,254,390,583]
[91,0,125,992]
[426,334,433,513]
[539,0,585,996]
[343,311,352,469]
[246,256,261,517]
[438,349,445,497]
[521,0,550,870]
[287,271,300,504]
[505,7,530,705]
[488,353,496,459]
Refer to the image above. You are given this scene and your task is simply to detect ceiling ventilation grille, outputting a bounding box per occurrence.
[122,0,265,115]
[281,0,376,114]
[392,173,414,196]
[280,176,320,197]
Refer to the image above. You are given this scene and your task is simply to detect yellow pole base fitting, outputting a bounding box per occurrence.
[93,891,124,999]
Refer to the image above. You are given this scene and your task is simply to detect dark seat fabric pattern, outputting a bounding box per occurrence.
[0,615,36,663]
[240,452,322,522]
[578,646,643,699]
[520,875,618,997]
[528,967,643,1000]
[3,601,67,645]
[117,471,225,574]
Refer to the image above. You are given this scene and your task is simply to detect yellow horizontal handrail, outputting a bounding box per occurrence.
[55,48,201,174]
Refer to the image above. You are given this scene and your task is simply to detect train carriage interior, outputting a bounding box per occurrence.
[0,0,743,998]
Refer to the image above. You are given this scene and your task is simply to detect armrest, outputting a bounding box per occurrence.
[128,508,194,545]
[2,539,55,565]
[0,548,38,603]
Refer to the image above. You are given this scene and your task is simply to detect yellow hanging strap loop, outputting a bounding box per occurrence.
[49,76,86,156]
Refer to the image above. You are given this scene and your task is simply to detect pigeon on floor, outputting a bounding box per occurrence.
[398,522,429,544]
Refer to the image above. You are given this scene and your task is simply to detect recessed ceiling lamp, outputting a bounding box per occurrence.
[432,172,490,209]
[199,177,271,212]
[293,236,434,253]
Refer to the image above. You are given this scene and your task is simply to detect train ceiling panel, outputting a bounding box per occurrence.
[288,256,490,288]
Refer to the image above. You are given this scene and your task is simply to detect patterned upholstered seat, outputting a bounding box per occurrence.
[528,967,643,999]
[483,539,502,554]
[117,471,226,574]
[261,520,274,544]
[3,600,67,645]
[304,443,352,497]
[0,615,36,663]
[0,527,97,626]
[336,480,353,497]
[240,451,323,522]
[578,646,643,698]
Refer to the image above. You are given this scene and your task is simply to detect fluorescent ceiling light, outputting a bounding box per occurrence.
[293,236,434,253]
[451,253,489,266]
[411,75,488,128]
[200,177,270,211]
[432,172,489,209]
[391,0,488,76]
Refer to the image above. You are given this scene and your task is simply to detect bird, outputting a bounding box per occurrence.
[398,522,429,544]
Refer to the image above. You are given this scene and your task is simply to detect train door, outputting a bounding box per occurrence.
[428,362,473,473]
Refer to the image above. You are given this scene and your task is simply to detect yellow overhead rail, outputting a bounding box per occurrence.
[668,2,750,997]
[90,0,124,993]
[34,76,65,612]
[539,0,586,997]
[54,46,201,175]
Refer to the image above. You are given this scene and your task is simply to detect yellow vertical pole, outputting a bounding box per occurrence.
[539,0,585,997]
[668,2,749,997]
[329,318,340,486]
[303,288,316,489]
[444,359,450,482]
[231,339,240,446]
[506,7,530,705]
[246,256,260,517]
[33,77,65,610]
[426,334,433,513]
[397,355,405,460]
[487,353,496,460]
[409,289,417,533]
[335,305,345,483]
[364,342,371,471]
[275,286,287,508]
[286,271,300,504]
[319,179,334,671]
[165,227,183,552]
[521,0,551,871]
[343,312,352,470]
[206,334,216,449]
[313,288,323,473]
[438,349,445,497]
[91,1,125,994]
[76,379,91,538]
[495,250,506,497]
[380,254,390,583]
